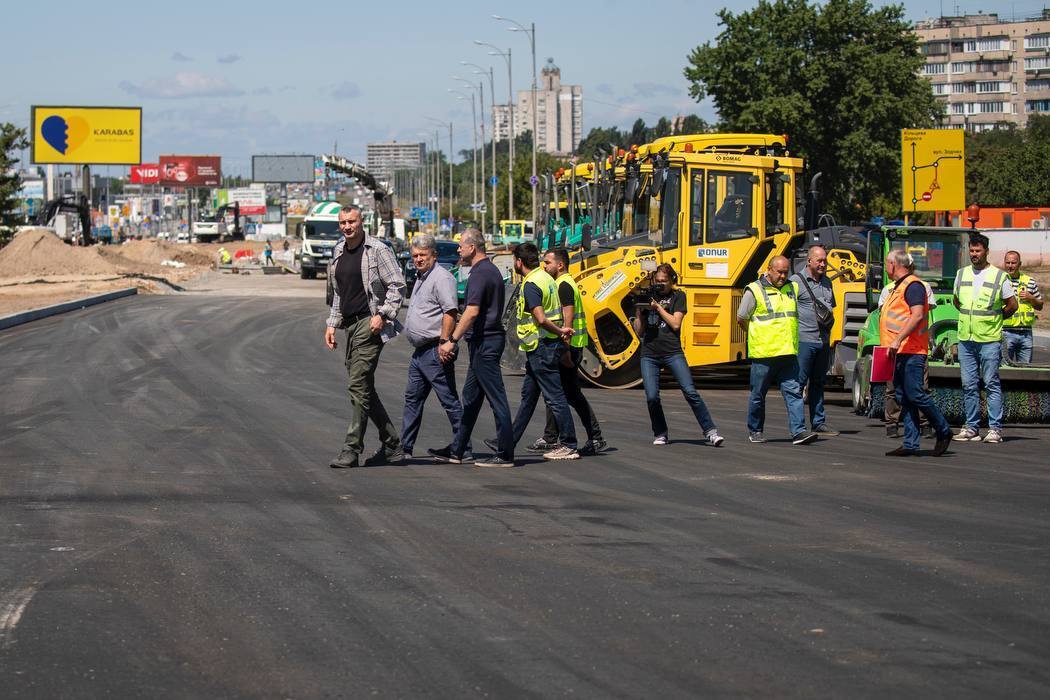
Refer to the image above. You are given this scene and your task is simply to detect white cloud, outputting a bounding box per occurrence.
[119,72,246,99]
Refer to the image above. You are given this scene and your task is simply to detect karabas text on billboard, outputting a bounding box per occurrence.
[158,156,222,187]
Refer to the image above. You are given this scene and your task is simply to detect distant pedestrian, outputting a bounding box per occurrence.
[503,242,580,461]
[522,248,606,455]
[633,263,723,447]
[879,267,937,439]
[1002,250,1043,364]
[400,234,469,460]
[263,240,274,266]
[952,233,1018,444]
[324,204,407,469]
[789,245,838,436]
[880,249,953,457]
[738,256,816,445]
[432,229,515,468]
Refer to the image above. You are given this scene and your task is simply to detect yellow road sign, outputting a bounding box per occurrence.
[31,106,142,165]
[901,129,965,212]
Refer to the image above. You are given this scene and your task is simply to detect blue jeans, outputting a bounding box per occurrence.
[511,339,577,449]
[958,340,1003,431]
[640,353,717,437]
[748,356,806,436]
[452,335,514,460]
[797,341,830,429]
[1002,329,1033,364]
[400,344,467,455]
[894,353,951,451]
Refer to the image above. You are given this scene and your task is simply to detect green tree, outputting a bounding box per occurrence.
[966,116,1050,206]
[684,0,942,220]
[678,114,712,134]
[1,123,30,244]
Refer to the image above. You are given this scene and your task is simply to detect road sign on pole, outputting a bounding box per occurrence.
[490,176,498,186]
[529,175,538,187]
[901,129,965,212]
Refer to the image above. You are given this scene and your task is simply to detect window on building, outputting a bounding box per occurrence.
[978,102,1005,114]
[1027,79,1050,91]
[1003,213,1013,227]
[951,103,965,115]
[1025,35,1050,50]
[953,82,976,93]
[932,83,950,96]
[1026,57,1050,71]
[951,61,975,74]
[977,81,1008,93]
[924,63,947,75]
[924,41,949,55]
[965,37,1008,52]
[1028,100,1050,113]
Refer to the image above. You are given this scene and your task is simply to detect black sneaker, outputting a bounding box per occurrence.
[474,456,516,468]
[527,437,557,453]
[933,433,952,457]
[364,444,405,467]
[748,431,766,443]
[483,437,499,453]
[428,446,462,464]
[886,447,919,457]
[329,450,359,469]
[792,431,818,446]
[813,424,839,436]
[579,438,607,456]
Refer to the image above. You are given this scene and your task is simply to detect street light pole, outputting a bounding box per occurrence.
[464,61,498,232]
[495,15,538,226]
[456,76,486,234]
[475,40,514,221]
[449,89,478,226]
[426,116,454,232]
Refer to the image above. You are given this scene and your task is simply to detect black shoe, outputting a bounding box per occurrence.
[933,433,952,457]
[364,444,405,467]
[885,424,900,439]
[527,437,557,453]
[428,446,461,464]
[475,456,516,468]
[578,438,607,456]
[329,450,359,469]
[792,431,818,446]
[813,424,839,436]
[483,437,499,453]
[885,447,919,457]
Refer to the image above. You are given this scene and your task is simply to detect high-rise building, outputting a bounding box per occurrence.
[915,12,1050,132]
[493,59,583,156]
[365,141,425,183]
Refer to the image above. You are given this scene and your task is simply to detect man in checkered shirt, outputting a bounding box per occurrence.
[1002,250,1044,364]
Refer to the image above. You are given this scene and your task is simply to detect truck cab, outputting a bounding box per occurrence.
[298,201,343,279]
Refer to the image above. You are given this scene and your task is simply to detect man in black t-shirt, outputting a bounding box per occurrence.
[431,230,515,468]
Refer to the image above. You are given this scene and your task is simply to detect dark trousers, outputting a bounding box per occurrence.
[400,344,466,454]
[796,341,830,429]
[894,353,951,451]
[343,318,399,455]
[511,339,578,449]
[452,335,514,460]
[542,347,602,444]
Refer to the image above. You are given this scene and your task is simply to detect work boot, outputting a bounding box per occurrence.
[329,450,359,469]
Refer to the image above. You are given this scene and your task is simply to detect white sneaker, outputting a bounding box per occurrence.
[543,445,581,460]
[982,429,1003,444]
[953,427,981,442]
[706,430,725,447]
[653,434,668,446]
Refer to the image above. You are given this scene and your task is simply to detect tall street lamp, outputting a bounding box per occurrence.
[425,116,454,232]
[494,15,537,226]
[449,89,478,227]
[475,40,514,220]
[462,61,497,231]
[455,76,486,234]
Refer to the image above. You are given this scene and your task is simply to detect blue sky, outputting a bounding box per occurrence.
[3,0,1046,175]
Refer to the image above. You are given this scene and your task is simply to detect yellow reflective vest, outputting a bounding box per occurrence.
[557,273,589,348]
[955,265,1006,342]
[1003,273,1036,329]
[745,278,798,359]
[516,267,562,352]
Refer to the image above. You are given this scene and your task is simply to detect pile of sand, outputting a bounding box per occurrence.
[0,228,119,278]
[110,239,215,268]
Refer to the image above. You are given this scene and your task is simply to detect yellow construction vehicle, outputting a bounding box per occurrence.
[554,133,865,388]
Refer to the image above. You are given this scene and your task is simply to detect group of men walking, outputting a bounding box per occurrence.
[323,203,1042,468]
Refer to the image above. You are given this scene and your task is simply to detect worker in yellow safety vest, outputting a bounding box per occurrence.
[521,247,606,455]
[737,255,816,446]
[1002,250,1044,364]
[503,242,580,461]
[218,247,232,265]
[952,233,1018,444]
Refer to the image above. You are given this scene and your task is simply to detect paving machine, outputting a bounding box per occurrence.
[849,225,1050,423]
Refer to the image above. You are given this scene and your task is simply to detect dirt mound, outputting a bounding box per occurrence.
[104,240,214,268]
[0,228,119,278]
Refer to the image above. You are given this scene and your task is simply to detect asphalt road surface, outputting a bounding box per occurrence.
[2,276,1049,699]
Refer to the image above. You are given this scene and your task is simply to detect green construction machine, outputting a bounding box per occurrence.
[850,225,1050,424]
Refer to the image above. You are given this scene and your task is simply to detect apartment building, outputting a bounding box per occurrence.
[915,12,1050,131]
[492,58,583,156]
[365,141,425,184]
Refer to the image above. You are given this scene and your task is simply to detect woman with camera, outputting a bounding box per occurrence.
[632,264,724,447]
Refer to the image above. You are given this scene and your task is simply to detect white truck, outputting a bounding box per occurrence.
[192,219,228,243]
[297,201,343,279]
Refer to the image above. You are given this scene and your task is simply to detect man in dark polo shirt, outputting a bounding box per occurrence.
[324,204,406,469]
[431,229,515,468]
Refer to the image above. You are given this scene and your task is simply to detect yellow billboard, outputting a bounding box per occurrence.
[901,129,965,212]
[31,106,142,165]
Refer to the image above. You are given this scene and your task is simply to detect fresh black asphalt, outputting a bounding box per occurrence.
[1,283,1048,698]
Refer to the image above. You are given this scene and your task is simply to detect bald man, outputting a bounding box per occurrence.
[738,256,816,445]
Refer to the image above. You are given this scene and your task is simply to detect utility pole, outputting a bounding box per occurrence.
[475,41,514,221]
[463,61,498,235]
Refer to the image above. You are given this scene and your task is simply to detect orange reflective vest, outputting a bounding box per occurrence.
[879,274,929,355]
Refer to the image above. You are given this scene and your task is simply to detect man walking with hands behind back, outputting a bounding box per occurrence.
[881,249,953,457]
[737,256,816,446]
[324,204,407,468]
[952,233,1017,444]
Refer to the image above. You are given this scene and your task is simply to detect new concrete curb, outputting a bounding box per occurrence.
[0,288,138,331]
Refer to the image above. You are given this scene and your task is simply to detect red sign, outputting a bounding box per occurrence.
[129,163,160,184]
[158,155,222,187]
